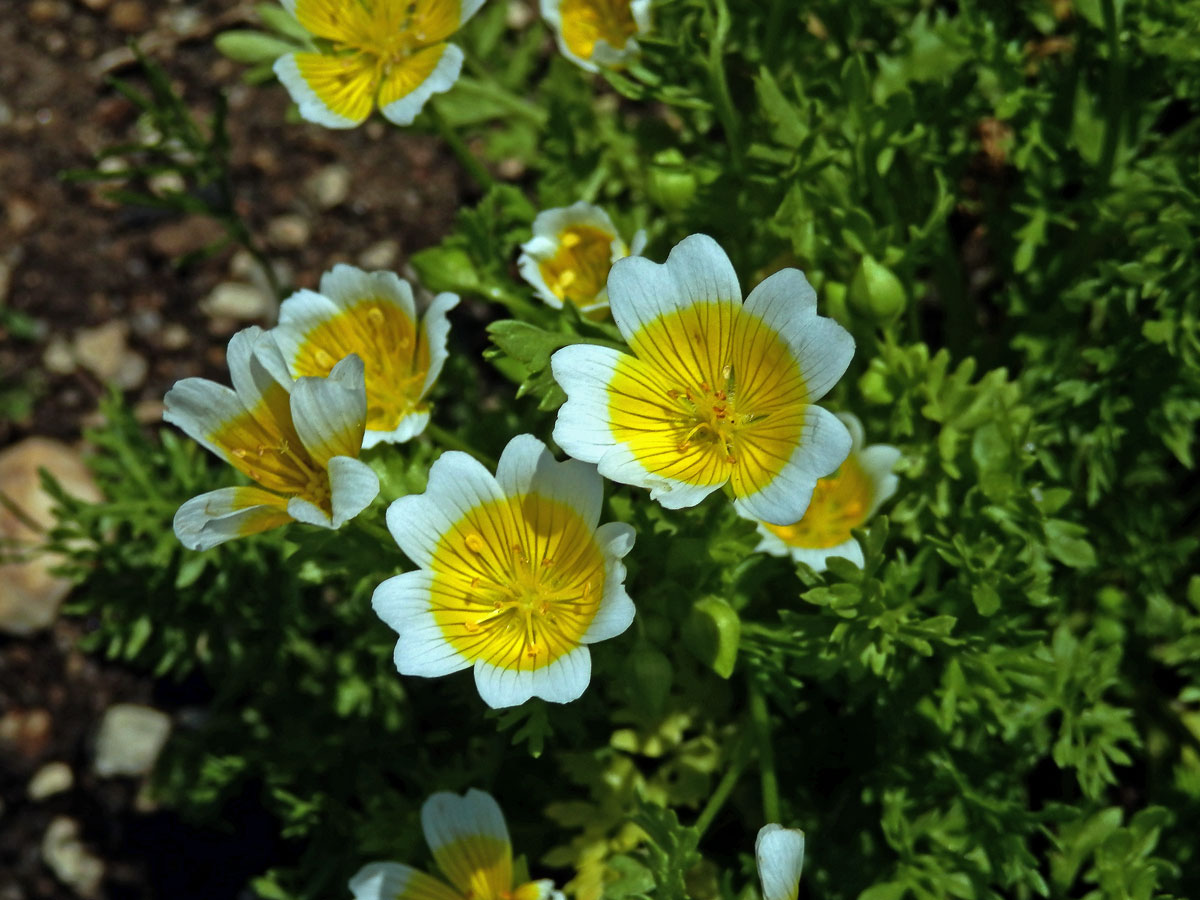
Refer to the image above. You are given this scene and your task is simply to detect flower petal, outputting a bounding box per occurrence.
[580,522,635,643]
[607,233,741,346]
[363,410,431,449]
[859,444,902,517]
[162,377,245,464]
[173,486,292,550]
[349,862,462,900]
[273,52,373,129]
[287,496,334,528]
[551,344,623,465]
[473,644,592,708]
[318,264,418,320]
[744,269,854,403]
[421,789,512,898]
[329,456,380,527]
[373,571,474,677]
[416,291,460,400]
[754,528,864,572]
[379,43,464,127]
[732,406,852,526]
[289,354,368,466]
[385,451,506,569]
[273,289,343,370]
[496,434,602,530]
[755,824,805,900]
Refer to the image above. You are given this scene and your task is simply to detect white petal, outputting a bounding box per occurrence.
[363,410,431,448]
[348,862,459,900]
[550,344,621,466]
[598,442,723,510]
[379,43,464,127]
[628,229,648,257]
[287,496,334,528]
[162,377,244,463]
[607,234,741,345]
[329,456,380,527]
[227,326,290,409]
[459,0,486,25]
[385,451,506,568]
[859,444,902,517]
[756,824,805,900]
[273,288,343,374]
[581,522,635,643]
[420,788,510,854]
[733,406,852,526]
[172,487,290,550]
[496,434,602,529]
[319,264,417,321]
[630,0,652,31]
[517,249,564,309]
[289,354,368,465]
[373,572,472,677]
[834,411,865,451]
[272,53,361,129]
[539,0,599,73]
[790,537,864,572]
[417,291,460,399]
[473,645,592,708]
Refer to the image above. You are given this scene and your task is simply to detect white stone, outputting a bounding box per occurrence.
[358,239,400,270]
[93,703,171,778]
[303,163,351,210]
[200,282,272,321]
[29,761,74,799]
[42,816,105,898]
[267,214,311,249]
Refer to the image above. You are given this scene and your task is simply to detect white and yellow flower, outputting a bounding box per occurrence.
[273,0,485,129]
[272,264,458,448]
[372,434,635,708]
[517,202,646,316]
[551,234,855,526]
[540,0,651,72]
[748,413,899,571]
[163,327,380,550]
[350,789,562,900]
[755,824,805,900]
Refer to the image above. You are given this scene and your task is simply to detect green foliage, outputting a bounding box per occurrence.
[53,1,1200,899]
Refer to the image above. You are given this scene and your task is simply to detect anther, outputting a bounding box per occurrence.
[231,448,248,458]
[315,349,337,368]
[464,534,485,553]
[367,307,386,325]
[463,621,480,633]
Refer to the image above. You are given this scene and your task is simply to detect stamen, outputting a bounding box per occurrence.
[465,533,485,553]
[315,349,337,369]
[561,232,581,248]
[367,307,386,325]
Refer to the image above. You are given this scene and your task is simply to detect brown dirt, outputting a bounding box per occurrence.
[0,1,470,897]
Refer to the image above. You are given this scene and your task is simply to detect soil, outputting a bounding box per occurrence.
[0,1,471,896]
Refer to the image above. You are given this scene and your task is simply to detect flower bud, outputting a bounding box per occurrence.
[647,149,698,213]
[849,254,907,323]
[682,595,741,679]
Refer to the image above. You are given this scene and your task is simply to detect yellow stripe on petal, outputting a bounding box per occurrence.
[762,454,872,549]
[431,834,511,900]
[377,42,451,109]
[429,494,606,672]
[289,300,427,434]
[209,398,330,509]
[292,0,373,42]
[560,0,638,61]
[226,486,294,535]
[294,51,379,126]
[407,0,464,46]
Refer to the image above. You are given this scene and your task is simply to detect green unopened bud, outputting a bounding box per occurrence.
[682,595,741,679]
[647,149,698,213]
[849,254,907,323]
[214,30,297,64]
[627,643,673,716]
[822,280,849,323]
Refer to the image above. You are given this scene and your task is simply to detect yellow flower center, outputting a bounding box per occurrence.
[291,299,431,434]
[538,225,618,307]
[560,0,639,61]
[210,384,332,513]
[609,301,809,499]
[430,493,605,670]
[764,454,872,548]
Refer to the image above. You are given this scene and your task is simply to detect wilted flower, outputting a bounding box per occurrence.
[540,0,651,72]
[373,434,635,708]
[756,824,805,900]
[272,264,458,448]
[748,413,899,571]
[163,327,379,550]
[273,0,484,128]
[351,789,562,900]
[517,202,646,316]
[551,234,855,526]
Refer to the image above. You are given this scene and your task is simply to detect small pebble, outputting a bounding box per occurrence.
[358,239,400,270]
[29,762,75,800]
[201,282,272,321]
[267,214,312,250]
[42,336,76,375]
[42,817,105,898]
[93,703,171,778]
[303,163,351,210]
[107,0,148,33]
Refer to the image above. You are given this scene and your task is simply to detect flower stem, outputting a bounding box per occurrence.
[426,102,495,192]
[695,738,747,837]
[748,681,781,822]
[425,422,497,469]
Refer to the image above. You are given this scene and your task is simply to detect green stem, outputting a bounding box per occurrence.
[425,422,497,469]
[749,681,781,822]
[1095,0,1123,187]
[695,742,747,837]
[426,102,495,192]
[708,0,742,166]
